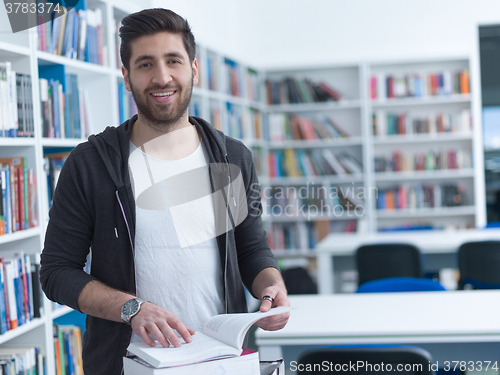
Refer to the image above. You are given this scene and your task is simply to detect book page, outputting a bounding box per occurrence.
[202,306,291,349]
[127,332,240,368]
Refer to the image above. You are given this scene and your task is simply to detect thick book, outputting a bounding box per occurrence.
[124,349,259,375]
[126,306,290,369]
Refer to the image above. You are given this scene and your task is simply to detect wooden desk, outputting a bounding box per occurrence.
[316,228,500,293]
[256,292,500,363]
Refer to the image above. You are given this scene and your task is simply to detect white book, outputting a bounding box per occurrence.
[58,82,65,138]
[124,351,260,375]
[126,306,290,369]
[375,110,386,137]
[9,70,18,137]
[268,113,285,142]
[321,149,346,175]
[376,73,386,101]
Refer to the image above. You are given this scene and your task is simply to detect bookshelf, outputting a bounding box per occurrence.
[0,0,271,373]
[260,57,484,287]
[261,64,367,279]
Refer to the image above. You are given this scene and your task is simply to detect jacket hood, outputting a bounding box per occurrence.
[87,114,228,189]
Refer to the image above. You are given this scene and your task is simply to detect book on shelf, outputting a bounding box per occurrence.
[372,109,472,137]
[370,68,470,100]
[374,149,472,173]
[224,59,241,97]
[53,324,84,375]
[43,150,71,209]
[266,77,343,105]
[126,306,291,370]
[0,346,43,375]
[0,64,33,138]
[377,182,466,210]
[0,157,37,234]
[124,349,259,375]
[0,253,38,333]
[38,7,105,66]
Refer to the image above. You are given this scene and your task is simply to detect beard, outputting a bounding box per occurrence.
[129,73,194,132]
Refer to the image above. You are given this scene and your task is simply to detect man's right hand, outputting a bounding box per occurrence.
[130,302,195,348]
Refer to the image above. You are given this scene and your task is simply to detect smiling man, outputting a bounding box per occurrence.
[40,8,290,375]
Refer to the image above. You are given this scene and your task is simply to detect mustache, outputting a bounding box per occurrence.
[146,84,179,91]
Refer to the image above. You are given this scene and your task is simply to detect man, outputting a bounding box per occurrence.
[40,8,290,375]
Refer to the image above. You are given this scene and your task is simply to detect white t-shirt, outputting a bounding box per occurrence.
[128,139,225,341]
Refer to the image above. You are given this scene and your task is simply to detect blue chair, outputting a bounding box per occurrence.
[356,277,446,293]
[296,345,433,375]
[356,243,423,286]
[458,241,500,289]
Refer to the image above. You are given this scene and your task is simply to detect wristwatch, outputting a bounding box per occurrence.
[121,298,147,325]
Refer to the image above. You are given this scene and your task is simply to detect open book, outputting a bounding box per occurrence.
[126,306,291,368]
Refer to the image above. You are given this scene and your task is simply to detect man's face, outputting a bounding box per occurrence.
[123,32,199,130]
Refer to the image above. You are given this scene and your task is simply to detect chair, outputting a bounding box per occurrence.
[458,241,500,289]
[296,345,433,375]
[356,277,446,293]
[356,243,423,286]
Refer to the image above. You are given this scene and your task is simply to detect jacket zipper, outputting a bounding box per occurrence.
[115,190,136,358]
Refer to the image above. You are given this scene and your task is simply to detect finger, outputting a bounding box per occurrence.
[146,322,173,348]
[157,321,183,348]
[136,326,157,347]
[170,320,194,344]
[259,299,273,312]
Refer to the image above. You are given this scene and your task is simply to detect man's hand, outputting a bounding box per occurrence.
[254,274,290,331]
[130,302,195,348]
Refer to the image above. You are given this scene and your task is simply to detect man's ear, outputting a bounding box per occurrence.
[192,58,199,86]
[122,66,131,92]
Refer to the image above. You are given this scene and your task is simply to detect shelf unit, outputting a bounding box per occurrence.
[259,57,484,285]
[0,1,270,373]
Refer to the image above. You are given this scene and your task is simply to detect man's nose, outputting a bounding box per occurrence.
[152,64,173,86]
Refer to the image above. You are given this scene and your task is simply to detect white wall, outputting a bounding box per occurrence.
[153,0,500,68]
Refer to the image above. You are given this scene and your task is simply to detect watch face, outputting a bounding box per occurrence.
[122,299,139,315]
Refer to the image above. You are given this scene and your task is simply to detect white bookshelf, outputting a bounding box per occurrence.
[259,57,485,287]
[0,1,270,373]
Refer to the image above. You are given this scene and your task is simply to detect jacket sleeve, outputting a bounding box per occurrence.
[39,150,98,311]
[232,145,279,294]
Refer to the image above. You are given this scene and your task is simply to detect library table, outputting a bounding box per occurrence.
[315,228,500,294]
[256,292,500,366]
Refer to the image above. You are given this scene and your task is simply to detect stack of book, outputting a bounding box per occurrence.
[0,253,43,334]
[39,73,91,139]
[268,149,362,178]
[372,109,472,136]
[37,7,106,65]
[268,114,349,141]
[377,183,466,210]
[123,307,290,375]
[370,69,470,100]
[53,324,84,375]
[0,346,44,374]
[0,156,38,235]
[374,149,473,172]
[266,78,342,105]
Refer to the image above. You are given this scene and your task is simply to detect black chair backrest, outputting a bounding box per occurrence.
[458,241,500,289]
[297,346,433,375]
[356,243,422,286]
[282,267,318,294]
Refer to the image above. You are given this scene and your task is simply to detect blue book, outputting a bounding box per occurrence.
[0,261,7,333]
[14,258,26,326]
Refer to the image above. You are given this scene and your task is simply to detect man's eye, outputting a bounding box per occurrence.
[139,63,151,68]
[169,60,181,64]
